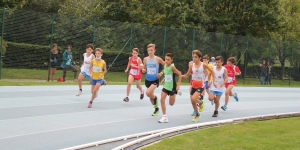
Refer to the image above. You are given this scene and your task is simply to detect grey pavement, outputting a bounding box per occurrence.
[0,85,299,150]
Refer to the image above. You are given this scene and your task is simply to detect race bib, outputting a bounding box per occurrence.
[205,76,208,81]
[147,67,156,75]
[93,66,101,73]
[165,75,173,82]
[130,69,138,75]
[228,77,233,83]
[216,79,223,84]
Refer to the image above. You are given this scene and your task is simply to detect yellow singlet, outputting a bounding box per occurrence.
[91,59,105,80]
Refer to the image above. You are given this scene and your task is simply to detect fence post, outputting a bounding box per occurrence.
[289,41,294,86]
[192,29,195,50]
[0,8,5,80]
[162,26,167,57]
[268,38,272,85]
[47,13,55,82]
[219,33,224,55]
[243,36,249,85]
[92,18,96,46]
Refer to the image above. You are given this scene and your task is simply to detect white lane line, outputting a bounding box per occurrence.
[0,105,299,140]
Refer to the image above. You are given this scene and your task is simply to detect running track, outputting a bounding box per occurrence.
[0,85,299,150]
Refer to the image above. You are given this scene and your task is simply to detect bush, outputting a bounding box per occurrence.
[2,42,131,71]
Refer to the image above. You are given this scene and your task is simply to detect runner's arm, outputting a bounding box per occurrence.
[223,68,228,84]
[182,63,192,78]
[172,65,182,86]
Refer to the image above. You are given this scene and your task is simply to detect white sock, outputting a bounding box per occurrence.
[163,115,167,118]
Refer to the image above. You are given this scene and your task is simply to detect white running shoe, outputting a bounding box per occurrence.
[158,116,169,123]
[76,90,82,96]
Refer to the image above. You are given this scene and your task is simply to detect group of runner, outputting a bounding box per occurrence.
[74,43,241,123]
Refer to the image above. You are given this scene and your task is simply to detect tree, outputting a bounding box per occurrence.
[270,0,300,80]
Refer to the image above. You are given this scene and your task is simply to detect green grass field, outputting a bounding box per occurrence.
[0,68,300,86]
[141,117,300,150]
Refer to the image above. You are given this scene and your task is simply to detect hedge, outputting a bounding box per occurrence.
[2,42,300,81]
[2,42,130,71]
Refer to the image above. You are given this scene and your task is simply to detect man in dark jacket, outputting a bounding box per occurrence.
[60,45,78,81]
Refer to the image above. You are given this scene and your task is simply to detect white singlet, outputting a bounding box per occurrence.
[81,53,93,75]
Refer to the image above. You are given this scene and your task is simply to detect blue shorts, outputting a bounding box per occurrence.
[210,90,223,96]
[204,81,209,89]
[91,79,106,86]
[81,71,91,80]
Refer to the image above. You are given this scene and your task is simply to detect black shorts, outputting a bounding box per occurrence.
[162,88,177,96]
[145,79,159,88]
[190,88,204,96]
[50,63,57,68]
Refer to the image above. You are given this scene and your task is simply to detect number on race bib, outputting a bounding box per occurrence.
[147,68,156,75]
[165,75,173,82]
[130,69,138,75]
[228,77,233,83]
[93,66,101,73]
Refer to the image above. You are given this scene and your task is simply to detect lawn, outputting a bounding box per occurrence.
[0,68,299,87]
[141,117,300,150]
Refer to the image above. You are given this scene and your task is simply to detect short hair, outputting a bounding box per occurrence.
[67,45,72,49]
[227,57,236,64]
[147,43,156,49]
[165,53,174,59]
[132,48,139,53]
[203,54,209,60]
[53,43,57,48]
[86,44,94,49]
[95,48,103,54]
[215,56,223,62]
[192,50,202,58]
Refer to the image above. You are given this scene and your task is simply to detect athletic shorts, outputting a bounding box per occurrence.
[190,88,204,96]
[81,71,91,80]
[145,79,159,88]
[162,88,177,96]
[129,73,142,81]
[210,90,223,96]
[190,80,193,86]
[50,63,57,68]
[225,82,236,88]
[91,79,106,86]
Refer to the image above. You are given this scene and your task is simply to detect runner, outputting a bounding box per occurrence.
[124,48,144,102]
[221,57,241,111]
[208,56,228,117]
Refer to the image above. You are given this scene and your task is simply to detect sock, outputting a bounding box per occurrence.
[163,115,167,118]
[155,107,159,111]
[89,101,92,103]
[79,89,82,91]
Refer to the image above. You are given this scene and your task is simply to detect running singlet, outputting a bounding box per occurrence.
[191,63,205,88]
[224,65,241,85]
[81,53,93,75]
[145,56,159,81]
[210,66,225,92]
[163,64,175,91]
[91,59,105,80]
[129,56,142,76]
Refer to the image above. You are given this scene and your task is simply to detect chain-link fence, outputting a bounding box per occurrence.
[0,8,299,85]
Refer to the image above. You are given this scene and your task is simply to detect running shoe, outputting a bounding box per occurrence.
[234,93,239,102]
[76,90,82,96]
[212,111,218,117]
[221,105,227,111]
[192,114,201,122]
[158,116,169,123]
[88,102,92,108]
[197,100,205,112]
[123,97,129,102]
[152,108,160,116]
[140,91,144,100]
[191,111,196,116]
